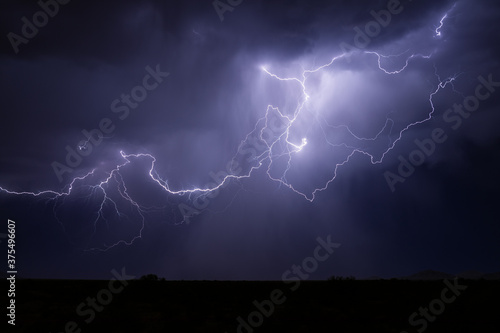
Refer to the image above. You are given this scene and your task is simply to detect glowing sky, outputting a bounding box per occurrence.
[0,0,499,279]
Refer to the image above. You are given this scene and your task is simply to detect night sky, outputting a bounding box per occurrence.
[0,0,499,280]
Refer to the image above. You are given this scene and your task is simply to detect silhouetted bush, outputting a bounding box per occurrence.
[140,274,159,281]
[328,275,356,281]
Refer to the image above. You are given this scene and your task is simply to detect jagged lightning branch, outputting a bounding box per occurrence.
[0,5,460,250]
[254,49,459,202]
[435,2,457,38]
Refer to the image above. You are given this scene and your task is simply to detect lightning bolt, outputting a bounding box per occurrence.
[251,49,459,202]
[435,2,457,38]
[0,5,460,250]
[78,134,113,152]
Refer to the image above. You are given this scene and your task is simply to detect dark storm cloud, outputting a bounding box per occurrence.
[0,0,499,280]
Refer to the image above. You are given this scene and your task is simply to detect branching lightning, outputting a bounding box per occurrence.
[0,5,460,250]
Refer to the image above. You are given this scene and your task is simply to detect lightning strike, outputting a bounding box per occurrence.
[435,2,457,38]
[0,5,460,250]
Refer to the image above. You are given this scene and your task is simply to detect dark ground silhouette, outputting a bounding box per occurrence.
[2,279,499,332]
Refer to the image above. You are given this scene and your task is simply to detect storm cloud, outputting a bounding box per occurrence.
[0,0,499,280]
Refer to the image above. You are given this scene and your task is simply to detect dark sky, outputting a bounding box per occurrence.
[0,0,499,280]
